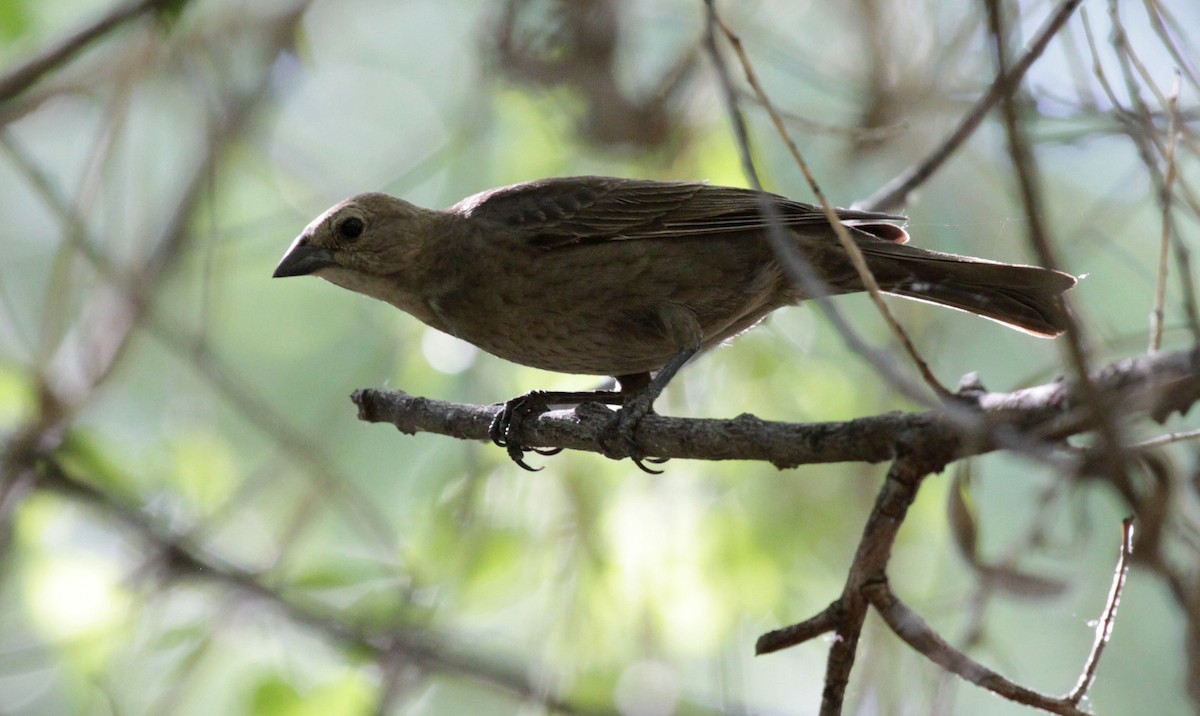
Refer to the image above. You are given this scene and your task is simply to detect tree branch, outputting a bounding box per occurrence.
[353,346,1200,468]
[0,0,187,106]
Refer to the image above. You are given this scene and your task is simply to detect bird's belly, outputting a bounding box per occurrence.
[433,239,785,376]
[444,300,679,376]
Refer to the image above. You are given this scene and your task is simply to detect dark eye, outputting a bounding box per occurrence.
[337,216,365,240]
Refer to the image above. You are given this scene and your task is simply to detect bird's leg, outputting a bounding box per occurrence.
[606,345,699,473]
[490,388,623,471]
[491,345,697,473]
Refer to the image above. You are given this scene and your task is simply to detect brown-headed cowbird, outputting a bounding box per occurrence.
[274,176,1075,470]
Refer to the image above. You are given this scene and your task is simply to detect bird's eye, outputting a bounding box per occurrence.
[337,216,365,240]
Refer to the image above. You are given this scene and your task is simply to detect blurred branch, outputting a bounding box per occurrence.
[860,0,1084,213]
[490,0,697,150]
[0,0,186,106]
[1,1,400,552]
[1142,0,1200,92]
[1085,4,1200,344]
[1150,73,1182,352]
[2,4,310,550]
[31,457,593,715]
[986,0,1129,492]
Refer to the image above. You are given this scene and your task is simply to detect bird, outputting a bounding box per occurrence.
[273,176,1075,470]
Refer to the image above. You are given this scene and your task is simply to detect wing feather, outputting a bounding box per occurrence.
[451,176,905,248]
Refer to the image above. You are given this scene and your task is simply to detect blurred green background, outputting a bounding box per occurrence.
[1,0,1198,714]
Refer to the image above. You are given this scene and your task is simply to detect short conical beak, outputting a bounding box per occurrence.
[273,238,334,278]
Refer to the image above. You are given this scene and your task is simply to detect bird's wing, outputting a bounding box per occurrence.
[451,176,907,248]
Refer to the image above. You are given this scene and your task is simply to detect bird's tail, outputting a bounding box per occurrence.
[854,236,1076,337]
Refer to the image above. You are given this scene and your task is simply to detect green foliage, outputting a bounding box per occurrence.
[250,674,373,716]
[0,0,30,42]
[0,362,35,430]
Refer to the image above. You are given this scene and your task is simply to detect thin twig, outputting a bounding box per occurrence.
[865,583,1091,716]
[1067,517,1135,704]
[933,475,1074,714]
[1100,2,1200,347]
[709,10,951,399]
[1129,427,1200,450]
[1150,72,1182,352]
[986,0,1128,487]
[1140,0,1200,92]
[701,0,939,410]
[755,602,841,655]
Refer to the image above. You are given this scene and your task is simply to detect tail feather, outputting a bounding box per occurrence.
[859,241,1076,337]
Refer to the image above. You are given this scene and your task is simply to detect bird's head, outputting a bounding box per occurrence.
[272,193,454,324]
[272,193,434,280]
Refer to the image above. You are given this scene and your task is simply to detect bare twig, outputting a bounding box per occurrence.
[1099,2,1200,345]
[865,583,1091,715]
[1129,427,1200,449]
[1067,518,1135,704]
[754,602,841,655]
[1141,0,1200,92]
[1151,72,1182,352]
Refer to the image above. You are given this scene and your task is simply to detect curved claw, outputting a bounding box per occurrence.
[630,453,665,475]
[622,431,666,474]
[598,407,668,473]
[489,411,509,447]
[492,388,626,470]
[491,392,559,471]
[508,444,544,472]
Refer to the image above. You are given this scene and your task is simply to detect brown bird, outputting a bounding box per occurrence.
[274,176,1075,470]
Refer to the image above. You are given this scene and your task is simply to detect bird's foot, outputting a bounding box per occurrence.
[599,395,669,474]
[490,390,621,471]
[489,391,561,471]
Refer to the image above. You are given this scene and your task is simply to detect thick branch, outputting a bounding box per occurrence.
[352,347,1200,468]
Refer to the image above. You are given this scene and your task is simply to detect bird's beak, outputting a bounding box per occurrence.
[273,237,334,278]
